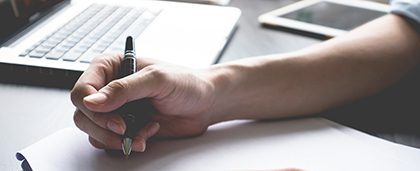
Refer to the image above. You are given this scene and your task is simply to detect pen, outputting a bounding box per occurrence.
[117,36,151,159]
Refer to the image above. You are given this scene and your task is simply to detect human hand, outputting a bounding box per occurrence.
[71,53,217,152]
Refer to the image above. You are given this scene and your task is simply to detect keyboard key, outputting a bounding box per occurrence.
[74,45,90,52]
[42,39,61,47]
[19,49,32,57]
[49,35,67,42]
[79,52,100,63]
[33,47,51,54]
[91,48,104,53]
[38,44,54,50]
[39,43,55,50]
[62,52,84,61]
[100,36,116,43]
[85,36,100,42]
[61,40,78,47]
[104,46,123,53]
[94,31,107,38]
[55,30,72,37]
[67,36,83,42]
[72,31,88,38]
[29,51,46,58]
[97,39,113,45]
[92,45,107,52]
[97,42,112,48]
[55,45,72,52]
[79,40,96,47]
[52,48,67,53]
[45,51,65,60]
[61,27,77,34]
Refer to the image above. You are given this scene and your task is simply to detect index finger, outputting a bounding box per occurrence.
[71,53,125,131]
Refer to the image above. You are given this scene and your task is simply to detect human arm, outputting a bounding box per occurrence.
[209,14,420,122]
[71,14,420,152]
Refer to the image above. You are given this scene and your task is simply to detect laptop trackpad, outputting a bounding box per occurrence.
[135,6,236,68]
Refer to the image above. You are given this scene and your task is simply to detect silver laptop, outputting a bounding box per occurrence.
[0,0,240,87]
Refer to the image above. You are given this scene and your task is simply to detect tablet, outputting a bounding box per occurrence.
[258,0,389,39]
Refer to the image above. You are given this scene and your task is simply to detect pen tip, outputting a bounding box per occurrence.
[122,137,133,158]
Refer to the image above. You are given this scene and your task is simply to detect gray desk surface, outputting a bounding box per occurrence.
[1,0,419,170]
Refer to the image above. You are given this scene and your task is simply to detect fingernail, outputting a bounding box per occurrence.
[141,140,146,152]
[147,122,160,138]
[107,120,125,135]
[84,93,108,104]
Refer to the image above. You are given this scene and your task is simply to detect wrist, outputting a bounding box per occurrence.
[203,64,235,124]
[205,57,271,124]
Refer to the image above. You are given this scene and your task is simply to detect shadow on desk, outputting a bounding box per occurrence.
[319,66,420,148]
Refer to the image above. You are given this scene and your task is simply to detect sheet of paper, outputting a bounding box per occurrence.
[16,118,420,171]
[319,119,420,166]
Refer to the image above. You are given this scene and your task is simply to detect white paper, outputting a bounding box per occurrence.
[319,119,420,166]
[17,118,420,171]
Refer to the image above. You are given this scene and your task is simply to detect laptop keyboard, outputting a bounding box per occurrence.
[19,4,161,63]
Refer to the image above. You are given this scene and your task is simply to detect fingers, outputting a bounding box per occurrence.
[78,52,124,90]
[74,109,122,149]
[71,53,124,112]
[88,136,107,149]
[71,53,127,134]
[71,54,164,151]
[73,54,169,115]
[72,87,126,135]
[132,122,160,152]
[76,108,160,152]
[83,65,171,113]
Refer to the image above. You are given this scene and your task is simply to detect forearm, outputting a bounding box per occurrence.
[208,14,420,123]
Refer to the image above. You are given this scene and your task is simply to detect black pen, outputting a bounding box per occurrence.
[117,36,153,159]
[118,36,138,159]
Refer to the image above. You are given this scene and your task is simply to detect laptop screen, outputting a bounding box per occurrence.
[0,0,66,43]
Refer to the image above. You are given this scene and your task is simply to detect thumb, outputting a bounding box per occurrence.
[83,73,158,112]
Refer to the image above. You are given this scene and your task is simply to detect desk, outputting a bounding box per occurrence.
[1,0,419,170]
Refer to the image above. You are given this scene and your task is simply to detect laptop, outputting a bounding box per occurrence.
[0,0,241,88]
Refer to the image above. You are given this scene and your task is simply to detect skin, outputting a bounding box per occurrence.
[71,14,420,157]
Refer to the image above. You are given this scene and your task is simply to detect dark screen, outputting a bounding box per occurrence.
[0,0,64,42]
[280,1,386,31]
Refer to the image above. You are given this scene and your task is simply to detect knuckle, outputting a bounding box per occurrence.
[149,67,165,78]
[70,91,78,106]
[73,110,85,130]
[144,65,168,83]
[89,136,104,149]
[90,112,105,127]
[102,134,114,148]
[90,53,105,63]
[96,63,109,73]
[107,79,129,92]
[70,84,85,106]
[141,65,156,72]
[137,129,148,140]
[91,53,114,64]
